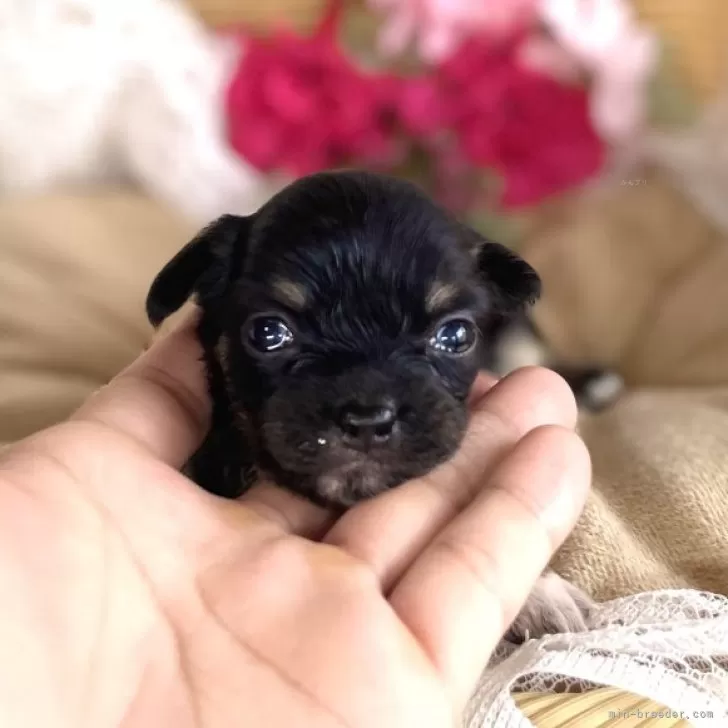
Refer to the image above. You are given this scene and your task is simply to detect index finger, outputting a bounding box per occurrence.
[390,425,591,711]
[71,312,210,467]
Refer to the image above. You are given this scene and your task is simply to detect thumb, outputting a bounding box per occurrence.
[427,367,579,499]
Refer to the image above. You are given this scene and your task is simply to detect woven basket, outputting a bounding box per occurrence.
[512,688,693,727]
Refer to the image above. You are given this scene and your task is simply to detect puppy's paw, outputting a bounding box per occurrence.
[504,570,595,644]
[577,369,625,412]
[553,366,624,412]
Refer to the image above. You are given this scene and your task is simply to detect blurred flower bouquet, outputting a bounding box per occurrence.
[223,0,659,231]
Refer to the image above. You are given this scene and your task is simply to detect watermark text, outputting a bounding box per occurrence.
[609,708,714,720]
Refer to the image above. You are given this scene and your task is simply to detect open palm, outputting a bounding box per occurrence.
[0,318,588,728]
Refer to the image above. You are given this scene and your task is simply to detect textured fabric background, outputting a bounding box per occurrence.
[0,190,190,444]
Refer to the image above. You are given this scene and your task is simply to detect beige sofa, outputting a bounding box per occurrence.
[0,188,193,444]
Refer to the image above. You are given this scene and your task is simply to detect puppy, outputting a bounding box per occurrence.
[146,169,594,641]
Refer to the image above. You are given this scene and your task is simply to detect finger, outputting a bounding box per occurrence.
[467,372,499,404]
[239,480,336,539]
[390,425,591,710]
[325,367,577,589]
[71,312,210,468]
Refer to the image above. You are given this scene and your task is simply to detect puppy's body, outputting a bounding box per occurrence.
[147,170,596,641]
[489,314,624,413]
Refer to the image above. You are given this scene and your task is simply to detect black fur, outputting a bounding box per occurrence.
[147,170,542,507]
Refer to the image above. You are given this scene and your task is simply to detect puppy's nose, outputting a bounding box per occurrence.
[339,402,398,446]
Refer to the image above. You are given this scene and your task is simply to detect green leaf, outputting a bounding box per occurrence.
[464,208,528,249]
[338,2,428,73]
[338,4,380,59]
[647,38,701,129]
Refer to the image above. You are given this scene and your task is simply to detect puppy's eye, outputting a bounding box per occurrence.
[248,316,294,353]
[429,319,477,355]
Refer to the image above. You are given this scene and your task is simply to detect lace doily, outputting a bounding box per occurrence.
[0,0,272,222]
[466,589,728,727]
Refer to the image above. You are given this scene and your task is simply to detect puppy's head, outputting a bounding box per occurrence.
[146,171,540,507]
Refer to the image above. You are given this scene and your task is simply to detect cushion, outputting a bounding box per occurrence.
[0,188,192,443]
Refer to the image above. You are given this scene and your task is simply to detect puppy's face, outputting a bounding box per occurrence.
[147,171,540,507]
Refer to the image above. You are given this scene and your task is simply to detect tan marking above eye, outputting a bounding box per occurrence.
[425,281,460,314]
[270,278,308,310]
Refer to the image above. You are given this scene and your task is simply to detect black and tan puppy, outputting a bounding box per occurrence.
[146,169,594,641]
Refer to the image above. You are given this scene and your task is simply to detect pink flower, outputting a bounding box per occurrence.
[370,0,657,143]
[368,0,538,62]
[223,1,605,211]
[524,0,659,142]
[421,36,605,207]
[224,7,402,176]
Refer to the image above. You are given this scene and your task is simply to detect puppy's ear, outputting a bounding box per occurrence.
[477,240,541,312]
[459,225,541,314]
[146,214,251,327]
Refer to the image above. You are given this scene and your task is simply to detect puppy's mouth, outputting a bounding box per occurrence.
[257,375,471,508]
[315,459,389,507]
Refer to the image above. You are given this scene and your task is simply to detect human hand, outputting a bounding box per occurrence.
[0,316,589,728]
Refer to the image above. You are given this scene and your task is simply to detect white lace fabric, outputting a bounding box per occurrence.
[465,590,728,727]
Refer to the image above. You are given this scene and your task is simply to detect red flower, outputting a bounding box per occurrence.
[428,36,605,207]
[396,77,444,137]
[224,7,402,176]
[223,0,604,210]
